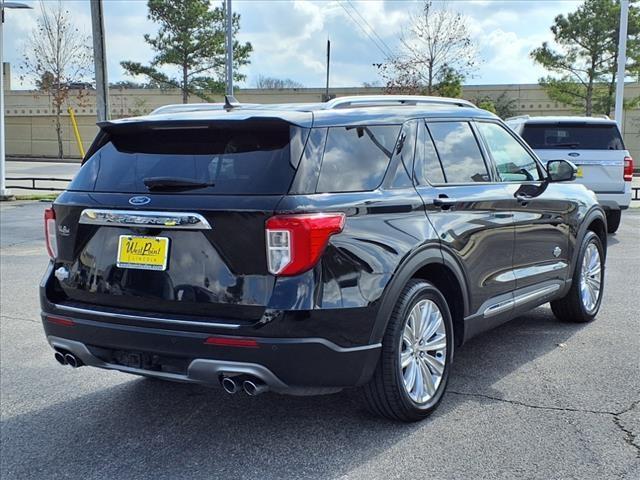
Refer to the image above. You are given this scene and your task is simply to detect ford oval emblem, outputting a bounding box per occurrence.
[568,152,580,157]
[129,196,151,206]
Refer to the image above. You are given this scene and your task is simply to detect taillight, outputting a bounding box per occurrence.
[44,207,58,259]
[265,213,345,276]
[46,316,75,327]
[624,156,634,182]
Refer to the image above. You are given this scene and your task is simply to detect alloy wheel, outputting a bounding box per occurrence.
[580,242,602,313]
[399,299,447,404]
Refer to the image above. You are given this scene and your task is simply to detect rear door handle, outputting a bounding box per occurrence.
[433,197,456,209]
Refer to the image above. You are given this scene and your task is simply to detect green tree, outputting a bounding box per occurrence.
[110,80,163,89]
[472,92,519,118]
[255,75,303,89]
[531,0,639,116]
[433,67,463,98]
[473,96,497,114]
[121,0,252,103]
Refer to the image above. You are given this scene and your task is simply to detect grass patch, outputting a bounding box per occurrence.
[14,193,59,201]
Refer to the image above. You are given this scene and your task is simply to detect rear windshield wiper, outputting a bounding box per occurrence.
[143,177,213,191]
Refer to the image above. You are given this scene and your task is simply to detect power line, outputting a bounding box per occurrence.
[338,1,393,61]
[340,1,392,60]
[345,0,395,59]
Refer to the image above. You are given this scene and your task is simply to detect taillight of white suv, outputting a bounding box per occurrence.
[624,156,634,182]
[44,207,58,259]
[265,213,345,276]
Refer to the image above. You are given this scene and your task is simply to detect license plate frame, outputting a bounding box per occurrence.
[117,235,170,271]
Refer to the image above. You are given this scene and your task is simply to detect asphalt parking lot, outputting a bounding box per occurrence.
[1,201,638,480]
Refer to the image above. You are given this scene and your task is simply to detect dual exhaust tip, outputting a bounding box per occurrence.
[54,352,266,395]
[54,350,82,368]
[221,375,268,396]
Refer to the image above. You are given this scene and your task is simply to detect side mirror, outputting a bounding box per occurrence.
[546,159,577,182]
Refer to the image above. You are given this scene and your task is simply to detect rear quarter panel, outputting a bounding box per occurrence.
[274,188,438,311]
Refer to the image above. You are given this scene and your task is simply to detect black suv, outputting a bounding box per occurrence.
[41,95,607,421]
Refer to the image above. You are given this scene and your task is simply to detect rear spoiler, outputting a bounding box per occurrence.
[83,116,312,163]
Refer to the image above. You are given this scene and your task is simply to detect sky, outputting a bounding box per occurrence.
[3,0,583,90]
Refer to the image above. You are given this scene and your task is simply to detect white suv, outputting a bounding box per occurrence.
[506,116,634,233]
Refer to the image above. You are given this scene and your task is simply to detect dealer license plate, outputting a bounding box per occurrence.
[117,235,169,271]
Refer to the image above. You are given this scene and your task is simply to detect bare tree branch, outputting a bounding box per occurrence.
[376,1,478,95]
[20,0,93,158]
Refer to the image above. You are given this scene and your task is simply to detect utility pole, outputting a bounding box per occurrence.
[90,0,110,123]
[325,39,330,102]
[614,0,629,128]
[225,0,233,96]
[0,1,32,200]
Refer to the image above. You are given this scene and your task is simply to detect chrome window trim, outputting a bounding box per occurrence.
[79,209,212,230]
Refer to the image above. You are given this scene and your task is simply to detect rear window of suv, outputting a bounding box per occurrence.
[316,125,400,193]
[69,121,307,195]
[521,123,624,150]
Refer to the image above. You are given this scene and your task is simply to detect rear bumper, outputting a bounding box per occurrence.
[596,184,632,210]
[42,314,380,394]
[41,254,382,394]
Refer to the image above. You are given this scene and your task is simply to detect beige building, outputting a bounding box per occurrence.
[4,63,639,160]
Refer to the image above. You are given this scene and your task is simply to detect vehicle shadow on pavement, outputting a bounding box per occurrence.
[1,307,586,479]
[606,235,620,247]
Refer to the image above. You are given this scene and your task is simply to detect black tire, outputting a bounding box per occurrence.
[550,231,605,323]
[361,280,454,422]
[606,210,621,234]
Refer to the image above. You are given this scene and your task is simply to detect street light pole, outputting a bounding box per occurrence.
[225,0,233,96]
[0,1,32,200]
[614,0,629,128]
[90,0,110,123]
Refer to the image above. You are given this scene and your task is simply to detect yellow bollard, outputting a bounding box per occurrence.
[67,107,85,158]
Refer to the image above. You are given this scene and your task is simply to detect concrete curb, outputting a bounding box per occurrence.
[7,157,81,164]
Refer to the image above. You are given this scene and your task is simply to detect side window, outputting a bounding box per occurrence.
[477,122,542,182]
[388,120,417,189]
[316,125,400,193]
[427,121,490,183]
[415,120,445,184]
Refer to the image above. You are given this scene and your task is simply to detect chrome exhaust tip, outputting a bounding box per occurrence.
[64,353,81,368]
[221,376,240,394]
[243,379,268,396]
[54,351,67,366]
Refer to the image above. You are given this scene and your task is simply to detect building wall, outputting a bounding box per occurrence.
[4,83,639,160]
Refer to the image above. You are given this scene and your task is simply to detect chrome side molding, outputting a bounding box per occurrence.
[483,284,561,318]
[494,262,567,283]
[483,299,513,317]
[79,209,212,230]
[513,284,560,308]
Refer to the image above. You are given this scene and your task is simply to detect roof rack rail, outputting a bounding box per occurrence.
[505,115,530,121]
[149,103,225,115]
[325,95,477,109]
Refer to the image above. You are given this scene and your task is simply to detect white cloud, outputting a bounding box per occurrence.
[3,0,587,89]
[478,28,550,84]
